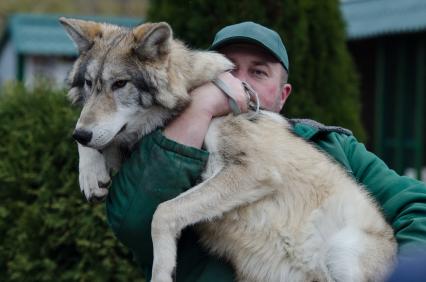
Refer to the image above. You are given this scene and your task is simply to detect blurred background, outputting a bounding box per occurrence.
[0,0,424,281]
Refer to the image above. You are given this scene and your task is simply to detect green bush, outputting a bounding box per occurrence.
[0,85,143,281]
[148,0,365,140]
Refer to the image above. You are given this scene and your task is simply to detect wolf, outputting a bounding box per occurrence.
[60,18,396,282]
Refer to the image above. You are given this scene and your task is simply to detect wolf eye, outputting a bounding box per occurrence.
[112,80,128,90]
[85,79,92,88]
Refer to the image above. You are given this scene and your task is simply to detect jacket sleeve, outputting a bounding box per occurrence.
[341,134,426,257]
[105,129,234,281]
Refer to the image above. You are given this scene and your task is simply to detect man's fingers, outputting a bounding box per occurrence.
[217,72,250,113]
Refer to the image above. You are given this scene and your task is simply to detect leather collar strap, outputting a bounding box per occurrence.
[212,78,260,120]
[212,78,242,115]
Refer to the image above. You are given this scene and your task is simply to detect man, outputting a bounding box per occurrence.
[106,22,426,281]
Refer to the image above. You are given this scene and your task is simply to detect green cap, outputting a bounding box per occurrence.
[209,21,289,72]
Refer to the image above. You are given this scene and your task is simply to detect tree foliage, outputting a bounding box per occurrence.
[148,0,365,139]
[0,85,143,281]
[0,0,148,33]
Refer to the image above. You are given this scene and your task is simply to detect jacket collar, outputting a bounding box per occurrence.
[289,118,352,140]
[292,122,319,140]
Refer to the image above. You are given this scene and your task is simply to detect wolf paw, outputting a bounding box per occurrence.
[78,144,111,202]
[151,272,173,282]
[79,167,111,202]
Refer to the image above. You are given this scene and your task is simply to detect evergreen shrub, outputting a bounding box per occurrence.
[0,85,143,281]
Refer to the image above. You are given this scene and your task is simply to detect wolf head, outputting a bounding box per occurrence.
[60,18,233,149]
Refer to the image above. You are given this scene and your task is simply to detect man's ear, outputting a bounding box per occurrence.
[133,22,172,61]
[278,83,292,111]
[59,17,102,53]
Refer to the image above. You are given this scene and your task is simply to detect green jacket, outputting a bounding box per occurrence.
[106,120,426,281]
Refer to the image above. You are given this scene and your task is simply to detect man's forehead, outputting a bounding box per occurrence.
[218,43,280,64]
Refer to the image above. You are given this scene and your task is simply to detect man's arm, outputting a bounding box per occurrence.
[106,128,236,281]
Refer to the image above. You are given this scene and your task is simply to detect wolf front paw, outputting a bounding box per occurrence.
[77,144,111,202]
[151,271,174,282]
[79,168,111,202]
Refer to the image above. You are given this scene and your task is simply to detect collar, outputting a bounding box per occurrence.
[289,118,353,140]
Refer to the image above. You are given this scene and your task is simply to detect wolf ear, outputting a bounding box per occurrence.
[59,17,102,53]
[133,22,172,61]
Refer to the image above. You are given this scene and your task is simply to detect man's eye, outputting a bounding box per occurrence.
[112,80,128,90]
[85,79,92,88]
[253,69,267,76]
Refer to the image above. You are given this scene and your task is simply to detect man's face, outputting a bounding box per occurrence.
[219,44,292,112]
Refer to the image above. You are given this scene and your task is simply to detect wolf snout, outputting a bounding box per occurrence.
[73,128,93,145]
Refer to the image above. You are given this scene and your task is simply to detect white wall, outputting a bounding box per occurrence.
[24,55,74,88]
[0,41,17,85]
[404,167,426,183]
[0,42,74,89]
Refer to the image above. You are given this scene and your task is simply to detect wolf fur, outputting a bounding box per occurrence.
[61,18,396,282]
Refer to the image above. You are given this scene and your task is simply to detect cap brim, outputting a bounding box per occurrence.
[210,36,288,71]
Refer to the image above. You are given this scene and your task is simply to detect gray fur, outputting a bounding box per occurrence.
[60,17,96,53]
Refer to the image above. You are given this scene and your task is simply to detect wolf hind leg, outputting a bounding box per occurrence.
[150,165,273,282]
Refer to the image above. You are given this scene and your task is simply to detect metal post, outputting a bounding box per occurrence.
[374,39,385,157]
[415,37,425,179]
[17,53,24,82]
[394,40,406,174]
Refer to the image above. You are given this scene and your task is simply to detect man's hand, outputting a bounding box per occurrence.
[191,72,249,118]
[164,72,249,149]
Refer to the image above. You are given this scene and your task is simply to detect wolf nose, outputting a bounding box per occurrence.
[73,129,93,145]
